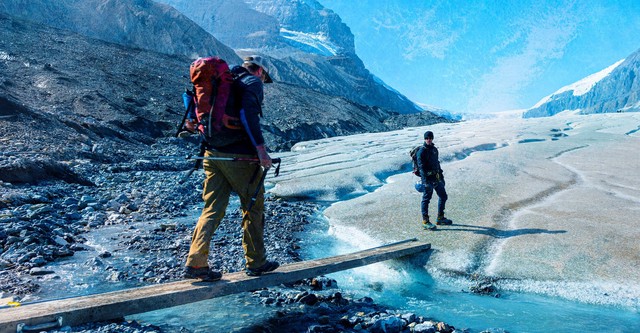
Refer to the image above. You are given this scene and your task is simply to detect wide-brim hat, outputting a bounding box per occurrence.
[243,55,273,83]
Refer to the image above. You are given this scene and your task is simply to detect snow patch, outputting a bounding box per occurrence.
[280,28,340,56]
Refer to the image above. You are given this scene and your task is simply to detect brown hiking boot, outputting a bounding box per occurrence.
[423,217,436,230]
[246,260,280,276]
[184,266,222,282]
[436,212,453,225]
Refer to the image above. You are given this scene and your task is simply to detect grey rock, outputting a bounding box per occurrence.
[29,267,55,276]
[63,197,79,206]
[30,256,47,266]
[307,324,337,333]
[369,316,404,333]
[98,251,112,258]
[401,312,416,324]
[17,252,35,264]
[53,236,68,246]
[298,293,318,305]
[413,322,437,333]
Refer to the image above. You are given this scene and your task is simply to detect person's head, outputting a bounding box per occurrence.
[424,130,434,143]
[242,56,273,83]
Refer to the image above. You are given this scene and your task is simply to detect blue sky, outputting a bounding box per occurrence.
[318,0,640,114]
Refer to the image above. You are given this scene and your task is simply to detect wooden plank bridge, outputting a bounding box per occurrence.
[0,239,430,333]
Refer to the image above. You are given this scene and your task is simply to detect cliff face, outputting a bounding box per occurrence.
[525,49,640,118]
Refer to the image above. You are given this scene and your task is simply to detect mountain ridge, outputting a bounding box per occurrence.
[525,48,640,117]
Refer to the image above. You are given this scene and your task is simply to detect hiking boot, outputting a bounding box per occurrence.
[422,219,437,230]
[246,260,280,276]
[436,212,453,225]
[184,266,222,282]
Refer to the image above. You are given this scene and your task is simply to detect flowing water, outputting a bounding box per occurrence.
[299,214,640,333]
[27,202,639,332]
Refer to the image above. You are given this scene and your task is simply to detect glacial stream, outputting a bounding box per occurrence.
[297,214,640,332]
[25,198,639,332]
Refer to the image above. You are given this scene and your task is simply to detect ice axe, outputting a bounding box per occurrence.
[246,167,268,213]
[179,153,282,184]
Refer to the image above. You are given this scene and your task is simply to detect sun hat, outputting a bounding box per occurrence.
[243,55,273,83]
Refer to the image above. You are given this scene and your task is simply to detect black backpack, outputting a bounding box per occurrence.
[409,145,421,177]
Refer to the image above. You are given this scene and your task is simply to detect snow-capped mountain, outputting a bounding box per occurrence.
[156,0,421,114]
[525,48,640,117]
[244,0,356,56]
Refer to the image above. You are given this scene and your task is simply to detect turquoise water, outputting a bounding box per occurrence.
[299,215,640,333]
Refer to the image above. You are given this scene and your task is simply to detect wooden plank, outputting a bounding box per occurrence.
[0,239,430,333]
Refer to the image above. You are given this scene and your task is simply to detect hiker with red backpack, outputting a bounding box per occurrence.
[416,131,452,230]
[183,56,280,281]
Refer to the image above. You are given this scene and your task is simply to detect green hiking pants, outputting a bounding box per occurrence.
[186,150,267,270]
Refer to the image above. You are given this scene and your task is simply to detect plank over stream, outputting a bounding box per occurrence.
[0,239,430,333]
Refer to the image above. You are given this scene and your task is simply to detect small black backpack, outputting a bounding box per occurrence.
[409,146,421,177]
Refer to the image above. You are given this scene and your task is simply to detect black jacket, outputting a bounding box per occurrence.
[217,66,266,154]
[417,143,442,184]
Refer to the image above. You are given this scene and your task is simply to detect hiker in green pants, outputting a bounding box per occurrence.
[185,56,279,281]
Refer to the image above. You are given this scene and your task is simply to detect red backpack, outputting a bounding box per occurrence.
[189,57,241,138]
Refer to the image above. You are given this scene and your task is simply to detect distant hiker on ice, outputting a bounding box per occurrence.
[184,55,280,281]
[417,131,452,230]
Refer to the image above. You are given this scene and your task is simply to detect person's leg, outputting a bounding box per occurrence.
[421,183,434,219]
[435,181,448,214]
[186,155,232,268]
[435,181,452,224]
[421,183,436,229]
[220,155,268,270]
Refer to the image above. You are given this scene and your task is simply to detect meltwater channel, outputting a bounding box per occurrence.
[34,197,639,332]
[298,212,640,333]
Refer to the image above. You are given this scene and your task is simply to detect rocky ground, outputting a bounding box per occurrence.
[0,137,471,333]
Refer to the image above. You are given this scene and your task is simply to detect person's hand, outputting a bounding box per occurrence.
[256,145,272,170]
[184,119,197,132]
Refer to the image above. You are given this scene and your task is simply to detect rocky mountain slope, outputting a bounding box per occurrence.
[0,13,449,184]
[156,0,422,114]
[0,0,240,62]
[525,48,640,117]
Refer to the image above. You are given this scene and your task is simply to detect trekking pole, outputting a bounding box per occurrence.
[178,142,206,184]
[185,156,282,176]
[175,89,195,137]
